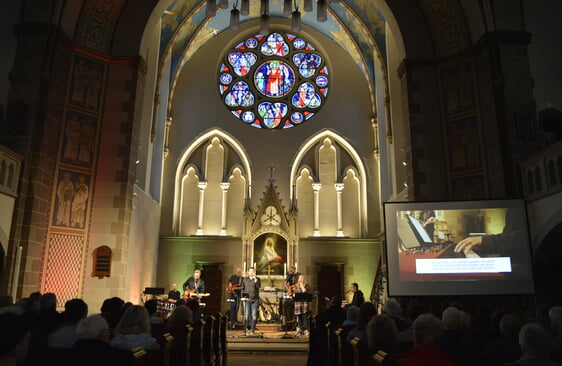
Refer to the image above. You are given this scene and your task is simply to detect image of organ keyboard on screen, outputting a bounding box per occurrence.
[397,214,480,258]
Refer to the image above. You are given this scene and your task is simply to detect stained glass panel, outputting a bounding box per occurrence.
[218,31,329,129]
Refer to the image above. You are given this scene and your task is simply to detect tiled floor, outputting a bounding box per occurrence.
[227,352,308,366]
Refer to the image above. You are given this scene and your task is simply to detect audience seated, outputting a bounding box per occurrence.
[347,302,377,342]
[486,313,523,363]
[399,302,426,346]
[366,314,401,354]
[395,313,455,366]
[47,298,88,348]
[383,299,409,332]
[0,310,32,366]
[164,305,193,331]
[342,305,359,334]
[316,295,346,328]
[549,306,562,361]
[110,305,159,350]
[58,314,124,366]
[31,292,63,347]
[144,299,164,325]
[100,297,125,330]
[439,306,478,361]
[507,322,559,366]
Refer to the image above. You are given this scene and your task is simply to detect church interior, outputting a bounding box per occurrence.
[0,0,562,349]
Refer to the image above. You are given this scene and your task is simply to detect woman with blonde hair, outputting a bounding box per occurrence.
[110,305,159,350]
[293,274,310,336]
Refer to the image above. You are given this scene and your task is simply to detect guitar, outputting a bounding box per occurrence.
[226,284,240,294]
[286,284,296,296]
[183,289,211,300]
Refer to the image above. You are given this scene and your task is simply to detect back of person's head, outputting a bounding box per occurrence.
[413,313,443,347]
[64,298,88,324]
[408,302,426,323]
[499,313,522,340]
[356,302,377,330]
[101,297,124,314]
[442,306,464,330]
[29,292,42,312]
[330,295,343,307]
[346,306,360,322]
[76,314,110,342]
[367,314,400,352]
[115,304,150,335]
[0,295,14,308]
[40,292,57,311]
[0,311,32,363]
[383,299,401,318]
[519,322,552,356]
[549,306,562,334]
[144,299,158,315]
[168,305,193,324]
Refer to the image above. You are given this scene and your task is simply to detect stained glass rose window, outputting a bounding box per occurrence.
[218,31,329,129]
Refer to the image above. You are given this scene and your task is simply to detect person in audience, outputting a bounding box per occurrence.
[399,302,426,345]
[144,299,164,325]
[31,292,63,347]
[58,314,123,366]
[164,305,193,331]
[100,297,125,330]
[0,311,31,366]
[396,313,455,366]
[507,322,558,366]
[439,306,478,361]
[347,302,377,342]
[110,305,159,350]
[366,314,401,354]
[384,299,409,332]
[48,298,88,348]
[315,295,346,328]
[486,313,523,363]
[342,305,360,334]
[549,306,562,364]
[0,295,13,308]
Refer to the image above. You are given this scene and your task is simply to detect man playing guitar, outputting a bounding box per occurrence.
[182,269,207,302]
[285,266,299,295]
[226,267,243,327]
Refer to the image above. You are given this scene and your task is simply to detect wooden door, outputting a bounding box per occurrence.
[201,264,223,316]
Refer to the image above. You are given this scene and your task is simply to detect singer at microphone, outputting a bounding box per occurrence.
[241,267,261,335]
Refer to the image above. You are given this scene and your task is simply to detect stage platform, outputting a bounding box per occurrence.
[226,323,309,352]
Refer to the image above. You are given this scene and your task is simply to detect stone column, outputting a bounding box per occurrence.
[312,183,322,236]
[220,182,230,235]
[335,183,345,237]
[196,182,208,235]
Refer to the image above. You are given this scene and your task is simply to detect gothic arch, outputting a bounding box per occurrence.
[290,129,368,236]
[173,129,252,234]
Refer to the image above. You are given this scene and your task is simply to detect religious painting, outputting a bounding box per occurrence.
[450,173,487,201]
[60,110,97,169]
[445,115,482,173]
[68,55,105,112]
[253,233,287,276]
[53,169,91,230]
[440,60,476,117]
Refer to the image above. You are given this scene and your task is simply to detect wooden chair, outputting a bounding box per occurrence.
[202,316,216,366]
[350,337,376,366]
[169,324,193,366]
[212,313,222,366]
[220,315,228,366]
[190,320,205,366]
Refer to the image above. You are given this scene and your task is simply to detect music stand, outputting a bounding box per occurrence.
[239,294,263,339]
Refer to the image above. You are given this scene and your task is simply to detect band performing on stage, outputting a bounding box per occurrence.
[148,266,356,338]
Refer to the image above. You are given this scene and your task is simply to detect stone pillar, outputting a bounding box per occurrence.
[312,183,322,236]
[335,183,345,237]
[220,182,230,235]
[196,182,208,235]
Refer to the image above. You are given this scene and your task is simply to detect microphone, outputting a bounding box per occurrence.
[345,289,351,294]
